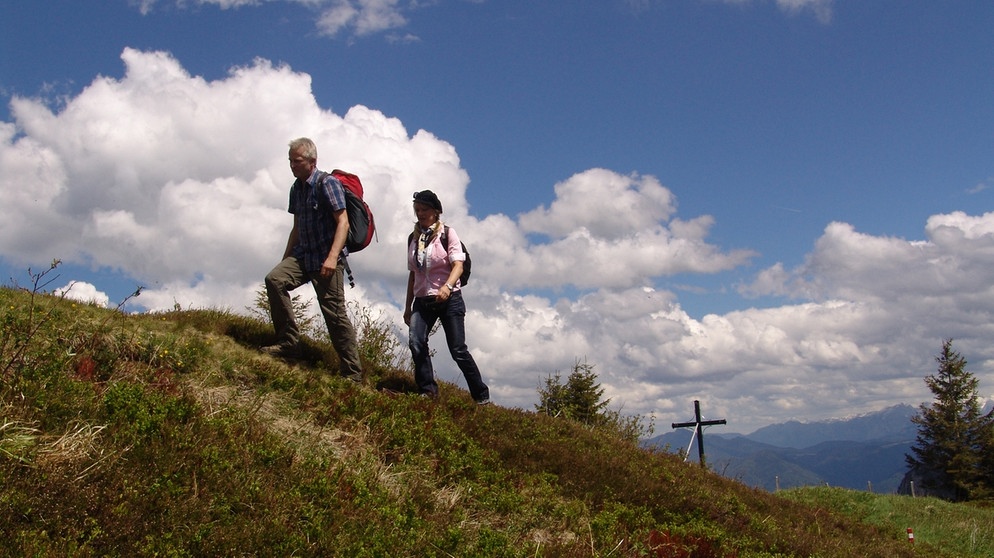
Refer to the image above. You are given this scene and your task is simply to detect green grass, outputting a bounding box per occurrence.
[781,486,994,557]
[1,284,991,557]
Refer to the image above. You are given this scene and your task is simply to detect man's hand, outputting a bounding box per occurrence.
[320,256,337,278]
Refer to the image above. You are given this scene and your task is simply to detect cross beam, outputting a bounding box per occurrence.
[671,400,726,467]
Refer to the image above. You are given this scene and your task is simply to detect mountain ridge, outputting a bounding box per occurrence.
[644,403,919,492]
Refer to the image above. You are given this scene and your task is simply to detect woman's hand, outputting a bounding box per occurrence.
[436,284,452,302]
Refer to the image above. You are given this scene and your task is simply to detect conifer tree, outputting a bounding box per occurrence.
[535,359,654,443]
[906,339,994,501]
[536,358,608,424]
[980,421,994,499]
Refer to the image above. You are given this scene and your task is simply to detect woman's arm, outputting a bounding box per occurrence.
[436,261,462,302]
[404,271,416,325]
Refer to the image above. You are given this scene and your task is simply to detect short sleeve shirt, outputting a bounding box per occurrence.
[289,169,347,272]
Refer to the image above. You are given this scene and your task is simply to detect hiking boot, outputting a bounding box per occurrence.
[476,398,492,406]
[342,372,363,384]
[260,344,301,359]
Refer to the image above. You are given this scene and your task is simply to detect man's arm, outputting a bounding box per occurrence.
[320,208,349,277]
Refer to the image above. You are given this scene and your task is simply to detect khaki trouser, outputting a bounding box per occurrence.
[264,256,363,379]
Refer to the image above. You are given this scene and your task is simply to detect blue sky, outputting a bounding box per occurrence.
[3,0,994,433]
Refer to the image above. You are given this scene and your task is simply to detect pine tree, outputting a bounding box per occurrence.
[980,422,994,499]
[536,358,608,424]
[535,359,654,443]
[905,339,994,501]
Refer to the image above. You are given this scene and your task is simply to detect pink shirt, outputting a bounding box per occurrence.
[408,226,466,297]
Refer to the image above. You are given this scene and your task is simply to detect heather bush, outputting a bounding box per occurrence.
[0,271,981,557]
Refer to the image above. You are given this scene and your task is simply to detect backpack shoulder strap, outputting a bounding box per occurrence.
[312,171,355,287]
[440,225,450,250]
[310,170,328,207]
[411,226,450,249]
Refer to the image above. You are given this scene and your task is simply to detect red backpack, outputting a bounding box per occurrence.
[312,170,376,288]
[324,169,376,253]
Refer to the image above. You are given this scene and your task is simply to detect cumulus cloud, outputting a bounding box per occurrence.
[2,47,470,309]
[54,281,111,308]
[4,48,993,434]
[743,218,994,312]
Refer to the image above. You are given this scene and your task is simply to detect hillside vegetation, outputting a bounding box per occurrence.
[2,282,990,557]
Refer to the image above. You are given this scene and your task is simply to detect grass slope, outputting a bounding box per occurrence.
[1,285,987,557]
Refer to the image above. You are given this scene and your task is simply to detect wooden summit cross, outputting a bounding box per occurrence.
[671,400,726,467]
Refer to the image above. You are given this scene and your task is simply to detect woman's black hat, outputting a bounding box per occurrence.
[413,190,443,213]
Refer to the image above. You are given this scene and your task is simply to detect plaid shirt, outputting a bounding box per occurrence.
[289,169,347,272]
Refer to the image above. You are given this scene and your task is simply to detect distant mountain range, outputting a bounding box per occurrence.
[643,404,920,493]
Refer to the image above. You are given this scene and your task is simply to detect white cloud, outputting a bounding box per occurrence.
[55,281,111,308]
[744,218,994,311]
[520,169,677,239]
[775,0,832,23]
[133,0,413,37]
[4,48,994,435]
[507,170,756,289]
[350,0,408,36]
[721,0,833,24]
[128,0,833,41]
[967,179,992,195]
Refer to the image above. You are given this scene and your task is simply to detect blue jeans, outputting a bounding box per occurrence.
[408,291,489,401]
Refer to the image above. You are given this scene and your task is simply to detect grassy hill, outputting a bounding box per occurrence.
[2,283,992,557]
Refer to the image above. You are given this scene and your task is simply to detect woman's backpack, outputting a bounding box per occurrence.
[441,226,472,286]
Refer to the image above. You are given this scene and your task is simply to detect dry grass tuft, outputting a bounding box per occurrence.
[0,418,38,463]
